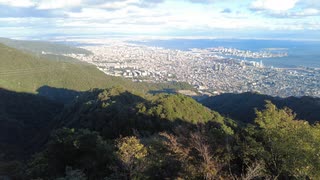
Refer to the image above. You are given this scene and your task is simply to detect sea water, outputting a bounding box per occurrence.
[130,39,320,68]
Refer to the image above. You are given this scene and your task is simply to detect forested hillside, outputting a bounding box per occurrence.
[0,88,63,166]
[1,87,320,179]
[201,92,320,124]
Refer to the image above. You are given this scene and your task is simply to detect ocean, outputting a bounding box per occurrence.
[129,39,320,68]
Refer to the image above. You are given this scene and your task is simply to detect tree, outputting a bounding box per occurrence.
[160,125,223,180]
[55,167,87,180]
[27,128,115,179]
[252,101,320,178]
[115,136,148,179]
[190,131,219,180]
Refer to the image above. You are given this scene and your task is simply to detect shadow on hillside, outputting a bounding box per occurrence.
[200,92,320,124]
[2,86,320,164]
[148,88,176,95]
[0,87,209,161]
[54,89,225,141]
[0,86,232,180]
[0,87,64,161]
[37,85,85,104]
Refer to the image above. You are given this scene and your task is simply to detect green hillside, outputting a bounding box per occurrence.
[0,43,112,92]
[0,43,194,99]
[54,87,226,138]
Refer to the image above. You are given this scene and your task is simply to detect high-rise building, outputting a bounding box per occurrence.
[260,60,264,68]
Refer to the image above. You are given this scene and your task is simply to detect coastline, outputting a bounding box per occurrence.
[129,39,320,69]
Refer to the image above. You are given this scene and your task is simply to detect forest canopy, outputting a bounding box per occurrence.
[1,87,319,179]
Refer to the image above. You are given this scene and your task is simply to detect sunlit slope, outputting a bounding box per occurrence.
[0,43,112,92]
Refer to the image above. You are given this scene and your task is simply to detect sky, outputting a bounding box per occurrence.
[0,0,319,40]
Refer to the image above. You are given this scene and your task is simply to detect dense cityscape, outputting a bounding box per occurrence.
[67,41,320,98]
[204,47,288,59]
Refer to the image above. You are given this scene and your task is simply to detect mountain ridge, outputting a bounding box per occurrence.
[200,92,320,124]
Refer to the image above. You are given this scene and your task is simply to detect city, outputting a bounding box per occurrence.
[66,41,320,98]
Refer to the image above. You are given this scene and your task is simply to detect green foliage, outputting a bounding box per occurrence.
[254,101,320,178]
[0,161,24,179]
[140,135,181,179]
[55,87,149,138]
[55,87,231,141]
[116,136,147,164]
[27,128,115,179]
[139,94,214,124]
[1,76,319,180]
[0,43,112,93]
[115,136,148,179]
[56,167,87,180]
[234,101,320,179]
[0,88,63,161]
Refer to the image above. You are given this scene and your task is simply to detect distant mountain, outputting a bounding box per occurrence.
[200,92,320,124]
[0,37,91,55]
[0,43,194,102]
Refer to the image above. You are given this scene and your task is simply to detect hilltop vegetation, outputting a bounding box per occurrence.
[1,87,320,179]
[54,87,225,138]
[0,87,231,179]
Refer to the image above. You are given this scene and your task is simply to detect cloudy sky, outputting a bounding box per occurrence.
[0,0,319,39]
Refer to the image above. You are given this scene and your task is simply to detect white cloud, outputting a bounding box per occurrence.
[297,8,320,16]
[0,0,319,38]
[0,0,164,10]
[36,0,82,10]
[0,0,34,7]
[67,8,114,19]
[98,0,140,9]
[251,0,299,11]
[264,7,320,18]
